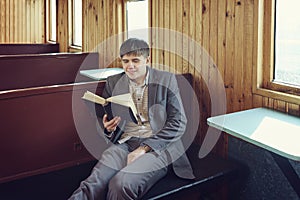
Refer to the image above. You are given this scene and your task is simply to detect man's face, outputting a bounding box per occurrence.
[121,54,149,84]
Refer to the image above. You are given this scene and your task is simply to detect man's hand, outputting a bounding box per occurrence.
[127,145,152,165]
[103,114,121,132]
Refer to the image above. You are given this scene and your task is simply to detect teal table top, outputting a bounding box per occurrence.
[207,107,300,161]
[80,68,124,81]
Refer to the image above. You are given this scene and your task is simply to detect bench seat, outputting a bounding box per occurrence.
[142,144,245,199]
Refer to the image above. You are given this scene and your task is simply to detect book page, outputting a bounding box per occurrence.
[82,91,106,105]
[82,91,138,122]
[107,93,138,120]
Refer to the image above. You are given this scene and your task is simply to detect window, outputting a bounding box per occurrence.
[46,0,56,42]
[69,0,82,47]
[255,0,300,102]
[126,0,149,42]
[274,0,300,87]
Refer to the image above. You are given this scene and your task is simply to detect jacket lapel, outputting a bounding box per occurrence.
[111,73,130,96]
[147,67,158,108]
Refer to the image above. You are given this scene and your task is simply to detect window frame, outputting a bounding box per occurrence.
[46,0,57,43]
[253,0,300,104]
[68,0,82,50]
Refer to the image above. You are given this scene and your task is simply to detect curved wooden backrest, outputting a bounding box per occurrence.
[0,52,99,91]
[0,43,59,55]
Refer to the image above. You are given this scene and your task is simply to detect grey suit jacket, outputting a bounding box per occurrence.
[101,67,195,179]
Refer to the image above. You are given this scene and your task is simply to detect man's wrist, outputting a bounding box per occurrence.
[104,128,114,137]
[139,145,152,153]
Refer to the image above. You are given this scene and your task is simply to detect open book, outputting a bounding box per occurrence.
[82,91,138,124]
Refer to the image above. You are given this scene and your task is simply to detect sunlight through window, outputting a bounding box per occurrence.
[126,0,149,42]
[275,0,300,86]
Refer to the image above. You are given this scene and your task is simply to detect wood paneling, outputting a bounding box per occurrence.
[82,0,125,68]
[149,0,257,153]
[57,0,69,52]
[254,94,300,117]
[0,0,44,43]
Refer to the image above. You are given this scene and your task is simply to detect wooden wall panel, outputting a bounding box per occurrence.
[0,0,44,43]
[0,1,6,42]
[256,95,300,117]
[175,0,183,73]
[149,0,257,153]
[233,0,244,112]
[57,0,69,52]
[82,0,125,68]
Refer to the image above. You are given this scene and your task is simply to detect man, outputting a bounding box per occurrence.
[69,38,194,200]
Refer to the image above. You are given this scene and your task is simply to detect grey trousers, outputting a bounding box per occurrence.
[68,138,169,200]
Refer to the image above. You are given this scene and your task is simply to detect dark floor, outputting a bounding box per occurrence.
[0,161,97,200]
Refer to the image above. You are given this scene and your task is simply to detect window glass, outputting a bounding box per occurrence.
[72,0,82,47]
[126,0,148,42]
[275,0,300,86]
[48,0,56,42]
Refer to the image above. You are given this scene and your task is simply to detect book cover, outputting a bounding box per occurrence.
[82,91,139,143]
